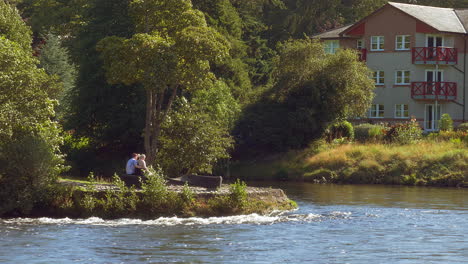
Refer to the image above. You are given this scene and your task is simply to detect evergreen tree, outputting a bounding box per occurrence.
[38,33,77,117]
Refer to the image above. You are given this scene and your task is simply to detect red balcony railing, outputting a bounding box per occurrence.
[358,48,367,62]
[411,82,457,100]
[412,47,457,65]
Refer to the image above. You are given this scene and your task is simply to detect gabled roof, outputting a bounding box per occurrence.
[338,2,468,37]
[388,2,466,34]
[312,25,353,39]
[454,9,468,32]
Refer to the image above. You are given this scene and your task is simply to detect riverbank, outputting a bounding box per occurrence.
[231,141,468,187]
[19,176,296,219]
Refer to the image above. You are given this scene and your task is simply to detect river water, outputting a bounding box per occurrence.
[1,183,468,263]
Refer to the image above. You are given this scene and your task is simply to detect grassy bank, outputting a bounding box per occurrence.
[231,141,468,187]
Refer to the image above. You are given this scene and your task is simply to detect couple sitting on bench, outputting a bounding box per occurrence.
[126,153,148,176]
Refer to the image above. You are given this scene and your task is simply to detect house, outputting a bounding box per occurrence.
[314,2,468,131]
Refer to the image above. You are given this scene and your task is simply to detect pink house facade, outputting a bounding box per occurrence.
[315,2,468,131]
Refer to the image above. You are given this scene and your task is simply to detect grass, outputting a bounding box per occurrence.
[59,175,111,184]
[230,140,468,187]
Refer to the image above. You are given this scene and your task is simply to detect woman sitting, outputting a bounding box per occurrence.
[135,154,149,176]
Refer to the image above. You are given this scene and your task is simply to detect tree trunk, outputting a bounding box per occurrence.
[144,85,178,166]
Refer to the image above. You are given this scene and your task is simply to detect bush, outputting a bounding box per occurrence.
[384,119,422,144]
[325,120,354,142]
[439,113,454,131]
[456,122,468,132]
[354,123,385,142]
[0,124,65,216]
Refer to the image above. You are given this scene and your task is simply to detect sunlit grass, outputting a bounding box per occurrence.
[231,140,468,186]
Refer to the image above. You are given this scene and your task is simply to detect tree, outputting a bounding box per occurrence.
[158,81,239,176]
[63,0,144,176]
[0,1,64,215]
[0,0,32,50]
[234,39,375,155]
[97,0,230,165]
[38,32,77,117]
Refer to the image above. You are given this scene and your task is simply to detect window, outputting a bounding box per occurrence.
[369,104,385,118]
[395,70,410,85]
[371,36,384,51]
[373,71,385,85]
[396,35,411,50]
[395,104,409,118]
[357,39,364,50]
[324,40,340,54]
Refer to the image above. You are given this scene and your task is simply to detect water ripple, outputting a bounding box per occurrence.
[0,210,357,226]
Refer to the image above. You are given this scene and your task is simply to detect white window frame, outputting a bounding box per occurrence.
[395,35,411,50]
[324,40,340,54]
[395,70,411,85]
[394,104,409,118]
[371,36,384,51]
[373,71,385,85]
[369,104,385,118]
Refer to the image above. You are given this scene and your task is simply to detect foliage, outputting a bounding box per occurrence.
[427,130,468,145]
[0,4,65,216]
[139,166,171,214]
[0,124,65,215]
[384,118,422,144]
[208,178,248,214]
[63,0,144,176]
[325,120,354,142]
[457,122,468,132]
[17,0,86,36]
[354,123,385,142]
[0,0,32,51]
[228,179,248,209]
[158,81,238,176]
[234,39,374,155]
[97,0,231,165]
[38,33,77,117]
[304,142,468,186]
[439,113,454,131]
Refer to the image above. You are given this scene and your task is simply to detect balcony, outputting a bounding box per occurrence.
[412,47,457,65]
[358,48,367,62]
[411,82,457,101]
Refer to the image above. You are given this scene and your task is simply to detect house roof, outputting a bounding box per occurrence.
[312,25,353,39]
[454,9,468,32]
[388,2,466,34]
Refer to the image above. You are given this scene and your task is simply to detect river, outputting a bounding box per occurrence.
[1,183,468,263]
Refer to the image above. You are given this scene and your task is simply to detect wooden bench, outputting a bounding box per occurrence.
[119,174,147,188]
[168,175,223,189]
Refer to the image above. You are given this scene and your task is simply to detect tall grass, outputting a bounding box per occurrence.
[305,141,467,186]
[231,141,468,187]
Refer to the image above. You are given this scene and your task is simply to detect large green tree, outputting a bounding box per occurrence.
[97,0,230,165]
[234,39,375,156]
[0,1,64,215]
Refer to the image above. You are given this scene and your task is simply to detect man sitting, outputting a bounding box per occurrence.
[126,153,139,175]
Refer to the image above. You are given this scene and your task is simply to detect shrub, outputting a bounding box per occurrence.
[140,167,170,214]
[228,179,248,210]
[428,131,468,142]
[456,122,468,132]
[325,120,354,142]
[0,124,65,216]
[354,123,385,142]
[439,113,454,131]
[384,118,422,144]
